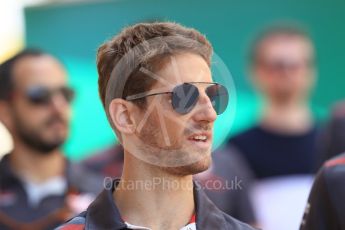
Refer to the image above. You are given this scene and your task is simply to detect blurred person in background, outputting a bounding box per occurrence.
[194,145,256,226]
[81,144,124,179]
[0,49,94,230]
[229,26,319,179]
[298,101,345,230]
[317,101,345,164]
[227,25,320,230]
[300,152,345,230]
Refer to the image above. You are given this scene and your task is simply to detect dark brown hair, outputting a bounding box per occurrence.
[0,49,46,101]
[97,22,213,111]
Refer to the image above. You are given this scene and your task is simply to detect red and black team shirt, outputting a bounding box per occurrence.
[300,153,345,230]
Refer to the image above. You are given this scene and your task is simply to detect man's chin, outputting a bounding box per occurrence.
[162,155,211,176]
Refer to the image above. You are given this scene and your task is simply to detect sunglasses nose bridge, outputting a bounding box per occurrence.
[193,91,217,121]
[50,91,70,109]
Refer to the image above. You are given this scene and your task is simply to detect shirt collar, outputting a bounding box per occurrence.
[85,179,228,230]
[0,154,20,184]
[0,153,76,192]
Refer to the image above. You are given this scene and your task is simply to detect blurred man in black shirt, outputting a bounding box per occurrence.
[230,26,319,179]
[0,49,93,230]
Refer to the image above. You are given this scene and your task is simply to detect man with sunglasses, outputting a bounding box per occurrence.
[58,22,255,230]
[0,49,94,229]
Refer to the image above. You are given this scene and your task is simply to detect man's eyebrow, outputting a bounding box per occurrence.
[139,67,175,88]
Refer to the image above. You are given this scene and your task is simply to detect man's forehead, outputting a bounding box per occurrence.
[13,55,67,89]
[152,53,212,89]
[261,36,313,61]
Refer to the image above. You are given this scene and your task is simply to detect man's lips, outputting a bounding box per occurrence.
[45,115,68,127]
[45,119,68,131]
[187,132,212,143]
[49,121,67,129]
[187,132,212,148]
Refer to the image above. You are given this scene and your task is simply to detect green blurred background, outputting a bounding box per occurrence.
[24,0,345,160]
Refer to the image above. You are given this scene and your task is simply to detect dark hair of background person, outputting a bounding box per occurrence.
[249,25,315,67]
[0,48,46,101]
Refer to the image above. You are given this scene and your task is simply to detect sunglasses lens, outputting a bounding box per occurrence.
[206,84,229,115]
[26,86,75,105]
[27,87,50,105]
[60,87,75,103]
[172,83,199,114]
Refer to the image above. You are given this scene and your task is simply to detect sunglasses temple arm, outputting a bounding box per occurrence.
[125,92,171,101]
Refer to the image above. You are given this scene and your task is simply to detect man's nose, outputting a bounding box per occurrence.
[192,93,217,123]
[50,92,70,113]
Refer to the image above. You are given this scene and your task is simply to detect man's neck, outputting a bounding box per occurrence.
[10,142,65,184]
[113,153,195,230]
[261,98,313,134]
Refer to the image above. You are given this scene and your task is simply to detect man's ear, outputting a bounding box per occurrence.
[109,98,136,134]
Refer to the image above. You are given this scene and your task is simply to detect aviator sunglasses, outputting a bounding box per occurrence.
[125,82,229,115]
[25,86,75,105]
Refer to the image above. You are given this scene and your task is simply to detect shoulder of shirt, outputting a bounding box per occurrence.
[324,152,345,168]
[55,212,86,230]
[56,210,256,230]
[318,153,345,190]
[222,211,258,230]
